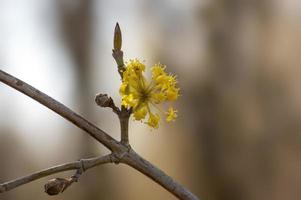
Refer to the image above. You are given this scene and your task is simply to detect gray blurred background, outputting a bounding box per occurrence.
[1,0,301,199]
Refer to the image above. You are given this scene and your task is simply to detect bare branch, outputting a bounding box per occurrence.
[122,149,200,200]
[0,69,122,152]
[0,154,113,193]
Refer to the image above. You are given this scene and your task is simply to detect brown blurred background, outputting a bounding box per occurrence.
[1,0,301,199]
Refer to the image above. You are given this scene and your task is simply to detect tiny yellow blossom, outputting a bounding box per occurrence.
[166,88,179,101]
[120,59,179,128]
[122,94,136,107]
[151,64,166,79]
[133,105,147,120]
[119,82,128,95]
[166,107,178,122]
[148,113,160,128]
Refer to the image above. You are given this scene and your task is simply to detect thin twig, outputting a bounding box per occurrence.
[112,29,130,145]
[0,69,200,200]
[0,154,113,193]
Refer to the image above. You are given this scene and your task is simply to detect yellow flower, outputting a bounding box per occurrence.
[122,94,136,107]
[120,59,180,128]
[119,82,128,94]
[148,113,160,128]
[166,107,178,122]
[133,105,147,120]
[151,64,166,79]
[166,87,179,101]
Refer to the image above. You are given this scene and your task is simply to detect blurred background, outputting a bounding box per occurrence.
[0,0,301,199]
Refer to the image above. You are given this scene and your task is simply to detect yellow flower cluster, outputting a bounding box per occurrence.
[120,59,179,128]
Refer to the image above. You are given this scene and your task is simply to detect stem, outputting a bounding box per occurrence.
[119,108,130,145]
[0,155,113,193]
[112,49,125,78]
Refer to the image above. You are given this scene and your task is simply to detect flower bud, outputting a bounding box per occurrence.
[114,22,122,50]
[95,94,113,107]
[44,178,70,196]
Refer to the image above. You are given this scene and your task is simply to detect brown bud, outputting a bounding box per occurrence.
[44,178,70,196]
[95,94,113,107]
[114,22,122,50]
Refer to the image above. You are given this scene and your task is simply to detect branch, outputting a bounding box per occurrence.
[0,69,122,153]
[123,149,200,200]
[0,154,113,193]
[0,69,200,200]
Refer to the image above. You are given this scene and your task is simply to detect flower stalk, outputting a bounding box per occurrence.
[119,108,130,145]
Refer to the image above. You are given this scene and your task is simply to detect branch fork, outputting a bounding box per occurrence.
[0,22,200,200]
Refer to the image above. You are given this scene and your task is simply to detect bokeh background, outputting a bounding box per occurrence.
[0,0,301,199]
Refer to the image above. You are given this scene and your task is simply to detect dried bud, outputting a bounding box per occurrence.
[113,22,122,50]
[44,178,70,196]
[95,94,113,107]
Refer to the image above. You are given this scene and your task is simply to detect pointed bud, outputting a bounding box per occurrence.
[44,178,70,195]
[114,23,122,50]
